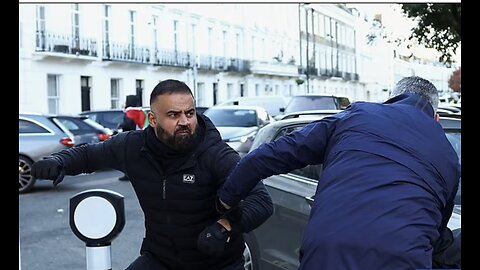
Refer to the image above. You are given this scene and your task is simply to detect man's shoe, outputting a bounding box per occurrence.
[118,175,129,181]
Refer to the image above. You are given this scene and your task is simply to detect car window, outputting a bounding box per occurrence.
[82,111,124,127]
[102,111,125,125]
[338,97,351,109]
[83,118,108,131]
[444,129,461,206]
[55,117,95,134]
[55,118,81,131]
[273,124,323,181]
[19,119,50,134]
[84,113,98,122]
[206,109,257,127]
[445,131,461,163]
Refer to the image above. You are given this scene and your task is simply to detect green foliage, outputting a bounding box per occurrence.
[295,78,305,85]
[400,3,461,65]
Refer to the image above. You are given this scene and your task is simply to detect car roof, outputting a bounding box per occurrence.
[21,112,88,118]
[438,117,461,129]
[280,109,342,119]
[267,115,327,126]
[271,113,460,128]
[207,105,268,111]
[79,109,124,114]
[291,94,350,98]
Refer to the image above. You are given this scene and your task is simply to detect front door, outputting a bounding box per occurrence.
[81,76,91,111]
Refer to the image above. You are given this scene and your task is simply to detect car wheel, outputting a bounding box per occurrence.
[243,233,260,270]
[19,155,36,194]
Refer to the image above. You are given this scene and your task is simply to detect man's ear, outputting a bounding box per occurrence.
[435,113,440,122]
[148,111,157,126]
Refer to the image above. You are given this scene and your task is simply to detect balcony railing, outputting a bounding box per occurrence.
[152,49,191,68]
[298,66,318,76]
[35,31,97,57]
[35,32,359,81]
[102,42,150,64]
[194,55,250,73]
[225,58,251,73]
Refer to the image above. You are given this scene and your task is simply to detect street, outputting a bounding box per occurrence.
[19,169,144,270]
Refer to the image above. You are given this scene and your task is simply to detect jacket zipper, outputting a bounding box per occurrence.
[162,179,167,199]
[162,178,172,224]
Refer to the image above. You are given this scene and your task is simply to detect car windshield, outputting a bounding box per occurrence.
[205,109,257,127]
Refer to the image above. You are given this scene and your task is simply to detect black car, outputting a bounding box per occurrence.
[196,106,209,115]
[242,114,461,270]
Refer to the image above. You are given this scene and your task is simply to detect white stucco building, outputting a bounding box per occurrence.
[19,3,458,115]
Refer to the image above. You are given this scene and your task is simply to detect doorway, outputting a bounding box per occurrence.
[81,76,91,111]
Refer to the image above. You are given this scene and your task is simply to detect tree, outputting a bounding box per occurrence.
[448,67,461,93]
[400,4,461,65]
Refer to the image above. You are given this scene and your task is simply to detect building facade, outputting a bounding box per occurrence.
[19,3,457,115]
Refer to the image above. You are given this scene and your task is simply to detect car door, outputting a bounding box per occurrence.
[254,123,320,270]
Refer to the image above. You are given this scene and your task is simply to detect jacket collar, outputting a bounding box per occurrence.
[383,93,435,118]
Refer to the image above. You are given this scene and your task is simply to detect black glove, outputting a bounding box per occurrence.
[31,158,65,186]
[221,201,244,243]
[197,222,231,257]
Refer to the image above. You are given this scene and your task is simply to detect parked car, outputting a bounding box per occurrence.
[54,115,113,141]
[437,104,461,119]
[203,105,274,157]
[19,113,112,193]
[276,94,350,119]
[79,109,125,133]
[195,106,210,115]
[217,95,289,117]
[242,115,461,269]
[278,109,343,120]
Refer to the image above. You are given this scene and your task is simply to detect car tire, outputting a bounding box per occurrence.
[243,232,260,270]
[19,155,36,194]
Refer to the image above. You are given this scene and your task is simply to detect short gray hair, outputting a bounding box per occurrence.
[389,76,439,113]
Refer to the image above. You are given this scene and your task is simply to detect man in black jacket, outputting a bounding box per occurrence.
[31,79,274,270]
[117,94,144,181]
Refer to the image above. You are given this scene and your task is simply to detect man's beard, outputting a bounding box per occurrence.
[155,124,197,153]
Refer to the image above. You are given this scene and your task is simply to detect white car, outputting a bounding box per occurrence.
[204,105,274,157]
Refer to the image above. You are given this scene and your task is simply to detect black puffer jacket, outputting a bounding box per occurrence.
[52,114,273,270]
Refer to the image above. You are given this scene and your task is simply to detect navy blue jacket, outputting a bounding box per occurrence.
[219,94,460,269]
[52,114,273,270]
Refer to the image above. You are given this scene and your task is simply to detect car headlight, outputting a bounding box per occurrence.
[227,131,257,143]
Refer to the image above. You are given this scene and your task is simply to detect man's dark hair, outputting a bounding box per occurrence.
[150,79,194,106]
[125,95,140,107]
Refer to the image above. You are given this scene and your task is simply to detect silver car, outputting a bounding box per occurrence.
[204,105,274,157]
[19,113,112,193]
[243,114,461,270]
